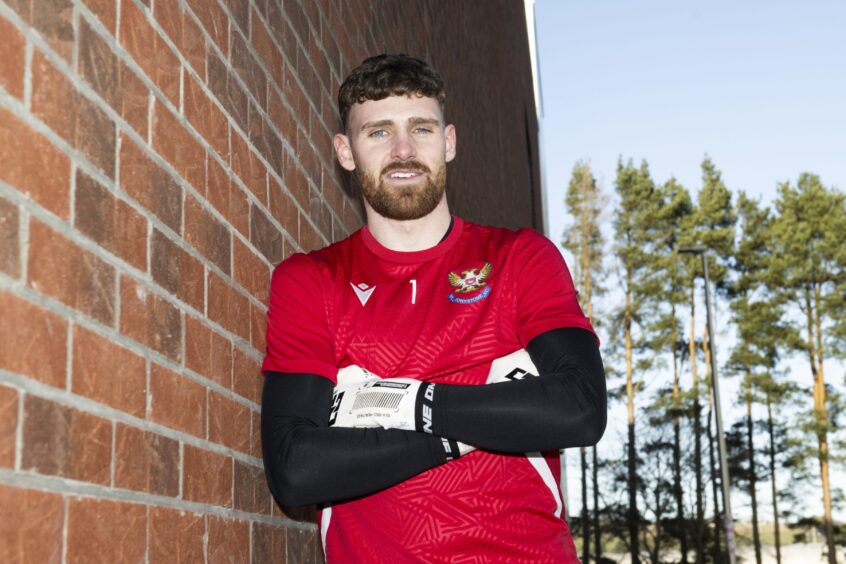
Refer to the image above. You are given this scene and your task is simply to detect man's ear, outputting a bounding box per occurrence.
[445,124,457,163]
[334,133,356,171]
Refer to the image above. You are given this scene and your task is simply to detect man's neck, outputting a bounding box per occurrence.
[365,198,453,252]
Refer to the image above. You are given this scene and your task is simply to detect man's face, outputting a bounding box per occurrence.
[334,95,456,221]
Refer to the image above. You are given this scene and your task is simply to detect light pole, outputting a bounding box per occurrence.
[679,247,736,564]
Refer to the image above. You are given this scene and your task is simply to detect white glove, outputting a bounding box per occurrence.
[329,365,431,432]
[485,348,539,384]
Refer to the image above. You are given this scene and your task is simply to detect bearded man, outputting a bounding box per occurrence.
[261,54,607,563]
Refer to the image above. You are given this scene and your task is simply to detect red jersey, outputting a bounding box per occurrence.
[263,216,595,562]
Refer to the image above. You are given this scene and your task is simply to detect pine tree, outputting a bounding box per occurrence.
[768,174,846,564]
[612,158,664,564]
[562,161,606,562]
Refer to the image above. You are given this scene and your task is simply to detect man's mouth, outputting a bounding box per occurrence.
[386,170,424,180]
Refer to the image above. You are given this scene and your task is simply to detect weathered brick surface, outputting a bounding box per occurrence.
[1,3,537,562]
[0,484,64,564]
[149,363,206,438]
[149,507,205,564]
[0,385,17,468]
[71,325,146,417]
[22,395,111,484]
[66,498,147,563]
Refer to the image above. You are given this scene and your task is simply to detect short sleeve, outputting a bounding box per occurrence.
[513,231,599,347]
[262,253,338,382]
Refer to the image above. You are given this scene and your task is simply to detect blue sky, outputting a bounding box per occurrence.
[536,0,846,243]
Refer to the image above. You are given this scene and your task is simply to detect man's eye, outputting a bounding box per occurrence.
[369,130,387,138]
[414,127,432,134]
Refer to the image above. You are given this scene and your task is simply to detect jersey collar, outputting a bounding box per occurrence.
[360,215,464,264]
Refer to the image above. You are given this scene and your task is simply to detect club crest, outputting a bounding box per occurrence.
[448,262,493,303]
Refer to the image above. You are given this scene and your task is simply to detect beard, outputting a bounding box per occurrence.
[356,160,446,221]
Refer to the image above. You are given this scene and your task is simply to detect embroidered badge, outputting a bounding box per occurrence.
[448,263,493,304]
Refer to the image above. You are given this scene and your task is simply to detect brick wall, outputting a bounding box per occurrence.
[0,0,538,562]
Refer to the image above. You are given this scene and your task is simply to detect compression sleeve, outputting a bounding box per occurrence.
[261,371,458,507]
[431,327,607,452]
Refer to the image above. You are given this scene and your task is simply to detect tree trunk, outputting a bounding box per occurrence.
[626,284,639,564]
[746,384,762,564]
[804,286,836,564]
[593,445,601,561]
[673,339,688,564]
[581,447,589,563]
[689,285,704,564]
[766,396,782,564]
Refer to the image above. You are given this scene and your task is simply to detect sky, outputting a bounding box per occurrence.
[533,0,846,524]
[535,0,846,244]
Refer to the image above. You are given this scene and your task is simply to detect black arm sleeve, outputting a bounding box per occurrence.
[432,327,607,452]
[261,371,453,507]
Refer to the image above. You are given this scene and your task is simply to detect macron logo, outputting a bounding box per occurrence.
[350,282,376,306]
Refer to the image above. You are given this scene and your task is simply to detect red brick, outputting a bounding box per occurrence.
[0,198,20,277]
[250,301,266,352]
[32,0,74,62]
[207,157,249,237]
[0,105,70,219]
[154,1,205,81]
[234,460,270,514]
[75,169,147,270]
[183,445,231,506]
[230,30,266,109]
[28,220,116,325]
[233,237,270,303]
[66,498,146,563]
[285,153,310,209]
[208,515,249,564]
[185,196,231,274]
[151,229,205,311]
[0,385,17,468]
[224,0,248,35]
[185,316,232,388]
[22,395,111,484]
[233,346,262,404]
[72,326,146,417]
[0,485,63,564]
[120,0,179,104]
[32,48,117,178]
[78,18,117,108]
[250,205,285,264]
[286,526,320,563]
[152,104,205,191]
[208,391,250,453]
[0,17,25,99]
[184,73,229,160]
[208,272,250,340]
[120,277,182,361]
[269,175,298,238]
[150,363,206,437]
[84,0,117,35]
[231,130,267,203]
[117,61,149,137]
[268,82,297,144]
[252,522,286,564]
[0,292,67,388]
[249,409,261,458]
[252,9,284,78]
[120,136,183,232]
[187,0,229,57]
[149,507,205,564]
[114,424,179,495]
[298,211,323,252]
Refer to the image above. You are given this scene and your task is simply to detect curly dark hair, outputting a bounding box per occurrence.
[338,54,445,130]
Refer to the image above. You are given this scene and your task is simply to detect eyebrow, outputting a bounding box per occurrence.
[359,117,441,131]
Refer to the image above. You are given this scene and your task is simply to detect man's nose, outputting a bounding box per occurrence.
[391,132,416,161]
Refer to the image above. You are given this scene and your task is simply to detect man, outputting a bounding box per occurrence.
[261,54,606,562]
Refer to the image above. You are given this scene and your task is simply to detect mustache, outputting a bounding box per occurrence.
[381,161,431,176]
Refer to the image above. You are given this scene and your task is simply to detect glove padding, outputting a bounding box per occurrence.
[329,366,430,432]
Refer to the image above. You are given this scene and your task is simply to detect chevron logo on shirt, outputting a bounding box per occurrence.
[350,282,375,306]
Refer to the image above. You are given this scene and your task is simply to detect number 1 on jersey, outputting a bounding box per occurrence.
[409,279,417,304]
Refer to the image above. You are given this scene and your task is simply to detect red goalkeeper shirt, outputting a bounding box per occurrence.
[263,216,595,563]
